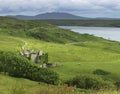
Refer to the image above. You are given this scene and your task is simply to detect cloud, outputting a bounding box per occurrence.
[0,0,120,17]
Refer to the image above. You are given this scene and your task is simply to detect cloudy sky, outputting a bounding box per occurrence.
[0,0,120,18]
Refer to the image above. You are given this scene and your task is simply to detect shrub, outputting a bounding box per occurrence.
[93,69,110,75]
[27,67,59,85]
[0,51,59,85]
[66,74,113,90]
[115,81,120,90]
[0,51,31,77]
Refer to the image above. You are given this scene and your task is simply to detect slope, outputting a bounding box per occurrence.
[1,17,120,93]
[0,17,112,44]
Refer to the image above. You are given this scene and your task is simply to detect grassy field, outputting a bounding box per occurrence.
[1,17,120,93]
[1,35,120,93]
[1,34,120,81]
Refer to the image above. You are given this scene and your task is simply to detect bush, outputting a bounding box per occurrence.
[0,51,31,77]
[27,67,59,85]
[115,81,120,90]
[0,51,59,85]
[66,74,113,90]
[93,69,110,75]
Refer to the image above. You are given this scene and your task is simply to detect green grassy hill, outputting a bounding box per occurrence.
[0,17,110,43]
[1,17,120,93]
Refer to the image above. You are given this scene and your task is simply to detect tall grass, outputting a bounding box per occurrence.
[10,83,120,94]
[11,82,26,94]
[32,84,77,94]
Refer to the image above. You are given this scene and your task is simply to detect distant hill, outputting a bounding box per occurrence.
[8,12,89,20]
[94,17,120,20]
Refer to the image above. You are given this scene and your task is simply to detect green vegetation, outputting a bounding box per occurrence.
[0,74,78,94]
[66,74,113,89]
[39,19,120,27]
[0,51,59,85]
[0,17,111,44]
[1,17,120,93]
[93,69,111,75]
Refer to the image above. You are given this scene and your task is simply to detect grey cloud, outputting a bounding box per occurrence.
[0,0,120,17]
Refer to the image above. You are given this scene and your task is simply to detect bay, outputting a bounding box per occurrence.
[59,26,120,42]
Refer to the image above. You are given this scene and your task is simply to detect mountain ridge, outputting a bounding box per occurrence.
[7,12,120,20]
[7,12,89,20]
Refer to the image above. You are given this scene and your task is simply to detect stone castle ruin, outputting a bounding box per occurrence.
[19,47,48,65]
[19,46,61,68]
